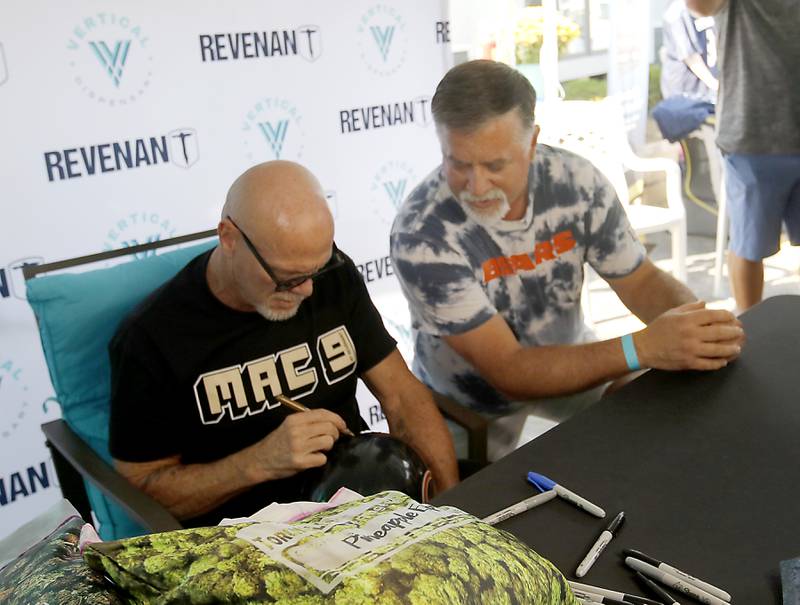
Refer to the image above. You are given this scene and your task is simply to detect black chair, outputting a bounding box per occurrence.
[25,230,215,538]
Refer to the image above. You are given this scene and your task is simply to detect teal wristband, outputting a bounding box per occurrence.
[621,333,641,371]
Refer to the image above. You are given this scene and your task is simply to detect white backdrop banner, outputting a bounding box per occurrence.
[0,0,452,538]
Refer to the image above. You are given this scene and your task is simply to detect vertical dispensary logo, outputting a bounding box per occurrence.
[0,42,8,86]
[199,25,322,62]
[0,362,57,508]
[103,211,178,258]
[0,360,30,440]
[384,317,414,361]
[357,4,407,76]
[369,160,417,227]
[242,98,306,162]
[67,13,153,105]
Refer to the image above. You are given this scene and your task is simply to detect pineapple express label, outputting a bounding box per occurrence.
[237,491,473,594]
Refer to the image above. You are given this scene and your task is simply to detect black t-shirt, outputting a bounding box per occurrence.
[108,249,396,526]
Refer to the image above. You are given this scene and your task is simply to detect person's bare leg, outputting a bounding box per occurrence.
[728,251,764,312]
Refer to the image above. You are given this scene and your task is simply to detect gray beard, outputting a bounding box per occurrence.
[459,190,511,227]
[255,302,301,322]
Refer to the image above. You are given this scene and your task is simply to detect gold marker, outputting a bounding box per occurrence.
[275,394,356,437]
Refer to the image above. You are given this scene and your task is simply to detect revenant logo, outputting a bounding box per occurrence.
[43,128,199,181]
[0,257,44,301]
[199,26,322,62]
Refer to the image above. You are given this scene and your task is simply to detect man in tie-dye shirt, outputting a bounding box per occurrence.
[390,60,745,459]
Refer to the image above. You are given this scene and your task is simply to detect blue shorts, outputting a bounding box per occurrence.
[725,153,800,261]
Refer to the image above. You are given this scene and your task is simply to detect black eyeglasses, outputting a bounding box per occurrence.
[226,216,345,291]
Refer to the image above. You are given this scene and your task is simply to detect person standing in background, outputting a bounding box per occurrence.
[686,0,800,312]
[661,0,718,102]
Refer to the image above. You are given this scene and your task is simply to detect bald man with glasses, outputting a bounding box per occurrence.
[108,161,458,527]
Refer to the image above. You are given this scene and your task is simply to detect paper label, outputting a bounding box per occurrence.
[237,491,473,593]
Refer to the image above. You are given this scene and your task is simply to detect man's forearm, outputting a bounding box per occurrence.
[685,54,719,91]
[382,382,459,494]
[118,445,273,520]
[615,266,696,324]
[489,337,631,401]
[483,298,742,400]
[363,350,459,494]
[140,460,251,519]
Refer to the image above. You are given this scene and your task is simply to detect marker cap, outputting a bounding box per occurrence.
[623,549,660,567]
[635,571,679,605]
[527,471,556,492]
[607,511,625,534]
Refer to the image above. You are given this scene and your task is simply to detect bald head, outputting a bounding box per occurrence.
[223,161,333,257]
[209,161,337,316]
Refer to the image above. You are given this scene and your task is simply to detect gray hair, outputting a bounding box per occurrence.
[431,60,537,132]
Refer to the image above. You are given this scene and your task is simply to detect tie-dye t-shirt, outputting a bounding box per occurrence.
[390,144,645,413]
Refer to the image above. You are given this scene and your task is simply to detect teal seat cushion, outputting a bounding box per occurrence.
[26,240,217,540]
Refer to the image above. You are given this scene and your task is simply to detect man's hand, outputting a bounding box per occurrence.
[243,409,349,483]
[114,408,349,520]
[634,301,745,371]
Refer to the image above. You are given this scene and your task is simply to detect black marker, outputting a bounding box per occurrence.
[569,580,663,605]
[576,511,625,577]
[635,571,680,605]
[624,549,731,602]
[575,596,629,605]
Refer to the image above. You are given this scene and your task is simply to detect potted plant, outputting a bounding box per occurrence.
[514,7,581,97]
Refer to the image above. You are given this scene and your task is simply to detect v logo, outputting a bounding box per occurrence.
[383,179,407,209]
[369,25,395,62]
[258,120,289,159]
[88,40,131,87]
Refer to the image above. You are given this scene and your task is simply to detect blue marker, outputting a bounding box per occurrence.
[527,471,606,518]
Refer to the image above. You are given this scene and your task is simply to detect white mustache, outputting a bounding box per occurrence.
[272,293,304,304]
[459,189,507,204]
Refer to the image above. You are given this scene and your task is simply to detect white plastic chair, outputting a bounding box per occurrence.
[690,124,727,298]
[713,163,728,298]
[536,98,688,282]
[679,122,727,297]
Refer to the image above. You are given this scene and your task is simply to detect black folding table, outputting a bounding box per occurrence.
[434,295,800,604]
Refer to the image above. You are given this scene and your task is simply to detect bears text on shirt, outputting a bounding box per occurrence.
[482,229,576,283]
